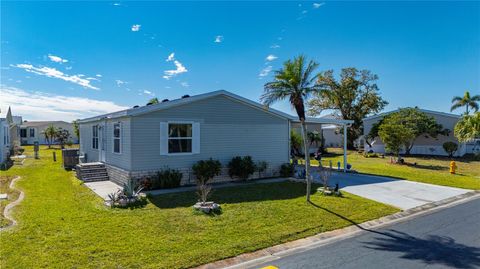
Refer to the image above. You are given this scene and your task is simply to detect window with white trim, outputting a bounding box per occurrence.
[20,128,27,138]
[92,125,99,149]
[29,128,35,138]
[113,123,121,153]
[168,123,192,153]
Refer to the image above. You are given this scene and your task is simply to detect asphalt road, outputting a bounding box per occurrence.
[253,197,480,269]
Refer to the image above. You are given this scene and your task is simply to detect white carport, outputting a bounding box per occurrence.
[290,117,354,172]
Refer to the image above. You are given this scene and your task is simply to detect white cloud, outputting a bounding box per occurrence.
[180,82,189,88]
[48,55,68,63]
[12,64,99,90]
[259,65,273,78]
[65,66,73,70]
[115,79,127,87]
[313,2,325,8]
[163,53,188,80]
[143,90,154,96]
[113,2,121,6]
[0,85,128,121]
[214,35,224,43]
[270,44,280,49]
[302,10,308,14]
[266,54,278,61]
[96,74,102,77]
[131,24,141,32]
[166,53,175,62]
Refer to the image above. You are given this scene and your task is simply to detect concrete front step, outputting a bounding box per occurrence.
[76,162,110,182]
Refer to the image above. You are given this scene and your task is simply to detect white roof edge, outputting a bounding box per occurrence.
[78,90,296,124]
[363,108,461,121]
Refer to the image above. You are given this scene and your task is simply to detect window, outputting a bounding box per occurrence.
[29,128,35,138]
[168,123,192,153]
[92,125,99,149]
[113,123,121,153]
[20,128,27,138]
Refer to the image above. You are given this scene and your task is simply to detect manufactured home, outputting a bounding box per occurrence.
[78,90,352,186]
[362,108,479,156]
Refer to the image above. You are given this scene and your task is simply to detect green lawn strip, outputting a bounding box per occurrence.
[311,148,480,190]
[0,146,398,269]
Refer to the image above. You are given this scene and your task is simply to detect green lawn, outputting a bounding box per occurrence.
[0,146,398,269]
[309,148,480,190]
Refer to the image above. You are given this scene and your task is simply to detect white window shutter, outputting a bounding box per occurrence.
[160,122,168,155]
[193,122,200,154]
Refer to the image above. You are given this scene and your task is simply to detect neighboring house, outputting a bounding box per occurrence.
[78,90,352,186]
[363,108,479,156]
[291,114,345,153]
[0,118,11,164]
[19,121,79,145]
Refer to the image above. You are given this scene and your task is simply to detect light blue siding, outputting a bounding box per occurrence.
[130,95,289,171]
[79,117,131,170]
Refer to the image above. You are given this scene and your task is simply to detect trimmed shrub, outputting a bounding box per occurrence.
[280,163,294,177]
[192,159,222,185]
[140,168,182,190]
[228,156,255,181]
[443,142,458,158]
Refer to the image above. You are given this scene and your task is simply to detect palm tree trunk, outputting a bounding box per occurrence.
[301,120,311,201]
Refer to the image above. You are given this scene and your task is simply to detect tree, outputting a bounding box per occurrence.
[307,68,388,149]
[290,130,303,156]
[146,97,159,105]
[454,112,480,143]
[261,55,319,201]
[72,120,80,139]
[55,128,71,149]
[450,91,480,115]
[378,116,415,161]
[43,125,57,148]
[442,142,458,158]
[394,108,446,155]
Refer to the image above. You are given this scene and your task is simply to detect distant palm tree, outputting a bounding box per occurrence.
[147,97,159,105]
[451,91,480,115]
[261,55,319,201]
[44,125,57,148]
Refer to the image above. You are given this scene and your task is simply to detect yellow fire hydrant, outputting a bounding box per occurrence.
[450,161,457,174]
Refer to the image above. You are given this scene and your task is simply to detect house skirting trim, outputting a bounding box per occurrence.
[104,164,280,187]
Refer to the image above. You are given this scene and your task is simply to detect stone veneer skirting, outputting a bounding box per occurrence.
[104,163,281,187]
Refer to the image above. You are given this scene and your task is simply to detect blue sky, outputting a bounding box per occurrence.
[1,1,479,121]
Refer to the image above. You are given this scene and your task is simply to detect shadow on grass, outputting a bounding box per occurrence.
[149,181,317,209]
[308,201,480,269]
[404,163,448,171]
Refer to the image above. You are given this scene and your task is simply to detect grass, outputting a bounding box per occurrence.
[0,146,398,269]
[305,148,480,190]
[0,176,20,227]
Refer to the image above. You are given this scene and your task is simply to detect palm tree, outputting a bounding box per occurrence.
[147,97,159,105]
[44,125,57,148]
[261,55,319,201]
[454,112,480,143]
[450,91,480,115]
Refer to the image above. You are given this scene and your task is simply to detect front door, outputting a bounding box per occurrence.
[99,123,106,162]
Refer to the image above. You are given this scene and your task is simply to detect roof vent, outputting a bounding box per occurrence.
[182,94,190,99]
[162,99,169,103]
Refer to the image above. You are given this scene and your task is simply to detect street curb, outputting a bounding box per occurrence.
[194,190,480,269]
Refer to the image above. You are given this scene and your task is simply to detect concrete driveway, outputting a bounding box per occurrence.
[313,172,472,210]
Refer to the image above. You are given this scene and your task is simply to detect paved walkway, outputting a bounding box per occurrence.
[312,171,472,210]
[84,181,122,201]
[84,178,287,201]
